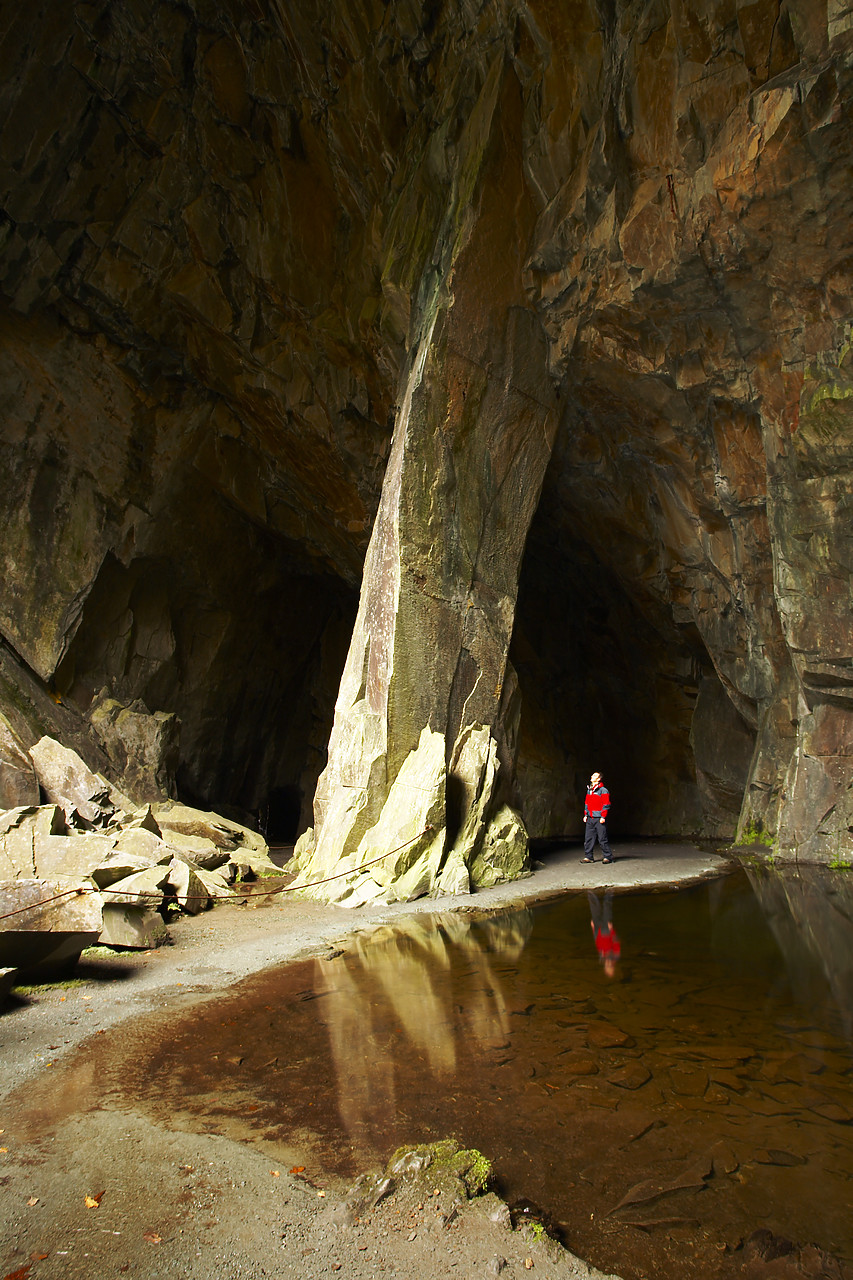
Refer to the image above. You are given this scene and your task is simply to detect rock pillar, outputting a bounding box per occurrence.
[293,65,558,903]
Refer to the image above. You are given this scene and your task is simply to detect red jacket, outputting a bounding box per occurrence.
[584,784,610,821]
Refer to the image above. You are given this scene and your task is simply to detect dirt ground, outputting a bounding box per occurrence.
[0,842,730,1280]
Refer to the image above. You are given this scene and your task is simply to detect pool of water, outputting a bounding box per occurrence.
[109,866,853,1279]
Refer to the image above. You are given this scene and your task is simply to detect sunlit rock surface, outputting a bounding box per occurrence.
[1,0,852,889]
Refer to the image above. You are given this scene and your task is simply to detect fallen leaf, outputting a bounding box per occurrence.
[26,1197,39,1206]
[317,1190,326,1198]
[3,1267,32,1280]
[29,1255,48,1262]
[270,1171,280,1177]
[525,1260,534,1270]
[84,1191,104,1209]
[290,1166,305,1174]
[0,1148,8,1154]
[143,1231,162,1244]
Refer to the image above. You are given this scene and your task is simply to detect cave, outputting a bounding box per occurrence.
[1,0,852,901]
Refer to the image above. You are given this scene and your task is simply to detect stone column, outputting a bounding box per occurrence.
[293,67,559,904]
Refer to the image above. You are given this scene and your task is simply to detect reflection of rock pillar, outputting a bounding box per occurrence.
[294,69,558,903]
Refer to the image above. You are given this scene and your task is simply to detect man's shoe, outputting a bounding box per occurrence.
[581,857,594,863]
[602,858,613,864]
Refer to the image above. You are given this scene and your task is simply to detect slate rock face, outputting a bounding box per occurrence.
[1,0,852,887]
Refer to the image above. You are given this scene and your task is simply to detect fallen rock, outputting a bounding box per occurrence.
[102,865,170,908]
[90,853,159,889]
[98,904,169,949]
[0,715,39,809]
[29,736,114,826]
[35,831,117,879]
[89,693,179,803]
[151,802,262,851]
[0,877,103,972]
[165,858,210,914]
[156,828,231,870]
[469,805,530,889]
[113,827,170,863]
[195,867,233,899]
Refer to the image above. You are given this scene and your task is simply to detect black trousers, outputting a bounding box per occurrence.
[584,817,613,860]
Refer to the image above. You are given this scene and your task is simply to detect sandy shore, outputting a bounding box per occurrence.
[0,839,733,1280]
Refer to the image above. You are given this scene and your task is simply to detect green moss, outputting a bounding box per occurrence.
[386,1139,492,1196]
[738,820,776,850]
[12,977,88,994]
[828,855,852,870]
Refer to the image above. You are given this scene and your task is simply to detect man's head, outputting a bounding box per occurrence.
[590,771,602,787]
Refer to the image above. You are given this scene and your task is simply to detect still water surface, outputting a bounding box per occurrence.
[136,866,852,1280]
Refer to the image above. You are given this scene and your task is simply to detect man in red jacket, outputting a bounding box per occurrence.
[581,771,614,864]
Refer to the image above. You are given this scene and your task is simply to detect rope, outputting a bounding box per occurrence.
[0,827,433,923]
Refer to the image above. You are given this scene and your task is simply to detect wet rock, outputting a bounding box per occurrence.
[709,1141,740,1176]
[98,904,169,949]
[609,1157,713,1215]
[29,737,114,826]
[560,1052,599,1077]
[756,1149,808,1167]
[608,1063,652,1090]
[667,1064,709,1097]
[485,1257,507,1276]
[586,1023,634,1049]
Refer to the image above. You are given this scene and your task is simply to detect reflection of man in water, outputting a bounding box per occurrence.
[588,890,621,978]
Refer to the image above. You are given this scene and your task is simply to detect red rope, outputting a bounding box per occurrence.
[0,828,432,923]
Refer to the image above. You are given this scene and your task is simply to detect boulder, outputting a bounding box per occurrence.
[195,867,233,900]
[469,806,530,889]
[150,802,270,858]
[102,865,170,908]
[0,877,103,972]
[113,826,169,863]
[29,737,114,826]
[0,809,38,878]
[117,805,163,836]
[1,805,66,879]
[34,831,117,879]
[164,857,210,914]
[0,715,39,809]
[157,828,231,870]
[89,694,179,802]
[99,904,169,949]
[90,853,157,889]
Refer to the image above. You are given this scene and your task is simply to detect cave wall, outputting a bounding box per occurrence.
[1,0,852,869]
[510,0,853,855]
